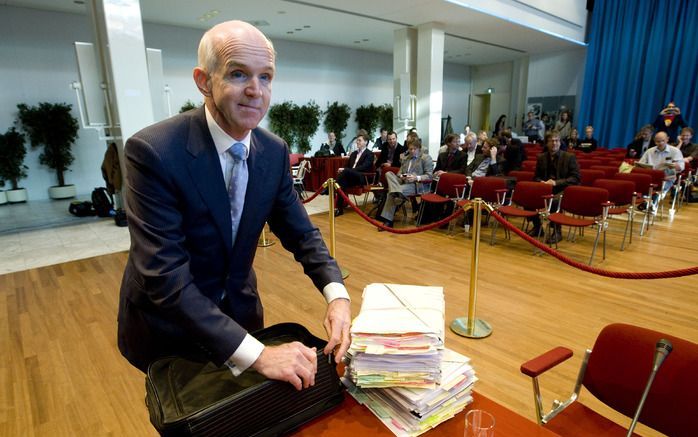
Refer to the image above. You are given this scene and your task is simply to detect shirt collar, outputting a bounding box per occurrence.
[205,105,250,158]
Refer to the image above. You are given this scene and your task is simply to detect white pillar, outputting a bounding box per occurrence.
[416,23,445,158]
[393,27,417,142]
[88,0,154,208]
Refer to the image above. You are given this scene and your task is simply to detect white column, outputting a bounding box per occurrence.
[88,0,154,208]
[393,27,417,141]
[416,23,445,158]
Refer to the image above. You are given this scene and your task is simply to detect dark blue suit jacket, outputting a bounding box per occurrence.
[117,108,342,371]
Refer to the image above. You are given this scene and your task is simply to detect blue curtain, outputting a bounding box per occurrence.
[578,0,698,148]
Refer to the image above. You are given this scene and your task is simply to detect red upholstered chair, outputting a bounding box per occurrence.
[546,186,611,265]
[576,159,597,169]
[508,170,535,182]
[342,165,376,210]
[580,169,605,186]
[613,172,655,236]
[491,181,552,245]
[521,323,698,437]
[456,176,509,237]
[522,160,537,172]
[593,179,637,250]
[590,165,620,178]
[289,153,304,168]
[632,167,672,221]
[416,173,467,226]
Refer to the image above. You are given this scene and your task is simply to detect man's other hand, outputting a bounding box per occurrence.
[251,342,317,390]
[323,298,351,362]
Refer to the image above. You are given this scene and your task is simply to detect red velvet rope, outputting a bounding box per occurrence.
[336,188,465,234]
[300,185,325,204]
[489,211,698,279]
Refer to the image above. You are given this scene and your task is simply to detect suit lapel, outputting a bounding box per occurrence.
[186,109,233,254]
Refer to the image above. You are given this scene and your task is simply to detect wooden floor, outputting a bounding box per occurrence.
[1,199,697,436]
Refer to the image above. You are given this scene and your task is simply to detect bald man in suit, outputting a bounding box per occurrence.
[117,20,351,391]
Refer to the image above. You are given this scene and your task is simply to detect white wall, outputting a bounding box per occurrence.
[0,6,473,200]
[527,47,587,115]
[470,62,513,130]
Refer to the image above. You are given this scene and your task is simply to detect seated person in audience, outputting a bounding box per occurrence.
[462,132,480,167]
[677,127,697,170]
[374,127,388,150]
[523,111,545,143]
[476,130,489,150]
[637,131,685,193]
[434,134,466,176]
[463,138,501,178]
[577,125,598,153]
[321,131,345,156]
[376,131,405,169]
[335,130,374,216]
[498,129,526,174]
[532,131,580,243]
[564,127,580,151]
[626,125,654,158]
[554,110,572,141]
[653,101,686,143]
[377,139,434,228]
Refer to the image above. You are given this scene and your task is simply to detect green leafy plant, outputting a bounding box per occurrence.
[17,102,79,187]
[268,101,298,148]
[0,127,28,190]
[355,104,382,138]
[378,103,393,132]
[179,100,200,113]
[293,101,321,154]
[323,101,351,141]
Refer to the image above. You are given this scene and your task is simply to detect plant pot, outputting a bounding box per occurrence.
[0,191,7,205]
[48,184,76,199]
[7,188,28,203]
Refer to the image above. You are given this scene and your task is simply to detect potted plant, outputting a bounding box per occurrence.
[378,103,394,132]
[268,101,298,150]
[355,104,382,139]
[179,100,201,113]
[0,126,29,203]
[323,101,351,143]
[292,101,321,154]
[17,102,79,199]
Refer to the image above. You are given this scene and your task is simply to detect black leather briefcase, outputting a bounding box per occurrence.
[145,322,344,437]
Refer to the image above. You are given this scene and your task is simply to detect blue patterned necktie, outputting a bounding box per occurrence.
[226,142,248,245]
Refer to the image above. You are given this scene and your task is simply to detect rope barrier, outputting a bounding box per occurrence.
[489,210,698,279]
[336,188,465,234]
[300,185,325,204]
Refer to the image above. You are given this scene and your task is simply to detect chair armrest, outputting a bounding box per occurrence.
[521,347,573,377]
[601,201,614,207]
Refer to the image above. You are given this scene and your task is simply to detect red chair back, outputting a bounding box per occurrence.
[580,169,605,186]
[583,324,698,437]
[632,168,666,187]
[470,176,508,203]
[559,186,609,217]
[590,165,619,178]
[511,181,552,210]
[522,161,537,172]
[289,153,304,167]
[508,170,535,182]
[593,179,635,206]
[435,173,467,198]
[576,159,596,169]
[614,172,652,196]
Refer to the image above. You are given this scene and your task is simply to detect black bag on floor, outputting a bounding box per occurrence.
[145,322,345,437]
[114,209,128,227]
[91,187,114,217]
[69,201,96,217]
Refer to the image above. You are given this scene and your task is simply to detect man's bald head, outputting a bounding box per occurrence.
[197,20,275,75]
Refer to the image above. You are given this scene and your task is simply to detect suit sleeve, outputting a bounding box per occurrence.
[268,142,343,292]
[557,154,580,190]
[123,136,251,365]
[355,152,374,172]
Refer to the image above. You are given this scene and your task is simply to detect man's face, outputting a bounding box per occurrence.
[481,142,491,155]
[680,130,693,144]
[380,130,387,141]
[328,132,336,143]
[547,136,561,153]
[654,133,668,150]
[585,127,593,138]
[202,28,275,139]
[448,137,459,151]
[528,112,534,120]
[387,133,397,148]
[356,136,367,150]
[408,145,419,157]
[478,132,487,142]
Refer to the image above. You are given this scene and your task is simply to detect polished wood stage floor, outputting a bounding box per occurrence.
[2,200,696,436]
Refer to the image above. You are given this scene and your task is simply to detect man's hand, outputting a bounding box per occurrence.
[404,174,417,183]
[251,342,317,390]
[489,146,498,160]
[434,170,445,177]
[323,298,351,361]
[544,179,556,186]
[381,163,390,168]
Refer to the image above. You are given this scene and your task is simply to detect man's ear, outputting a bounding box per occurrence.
[193,67,211,97]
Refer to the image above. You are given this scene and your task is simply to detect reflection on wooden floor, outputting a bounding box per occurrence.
[2,202,697,436]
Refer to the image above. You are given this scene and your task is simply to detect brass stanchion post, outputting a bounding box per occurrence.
[257,224,275,247]
[327,178,350,279]
[450,198,492,338]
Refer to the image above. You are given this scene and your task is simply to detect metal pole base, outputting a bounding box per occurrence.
[450,317,493,338]
[340,267,350,279]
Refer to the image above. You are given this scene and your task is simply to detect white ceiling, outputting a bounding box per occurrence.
[3,0,586,65]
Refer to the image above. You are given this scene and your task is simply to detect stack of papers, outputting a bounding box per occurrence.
[343,348,477,437]
[348,283,445,388]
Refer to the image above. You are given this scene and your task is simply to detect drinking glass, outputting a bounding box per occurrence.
[464,409,495,437]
